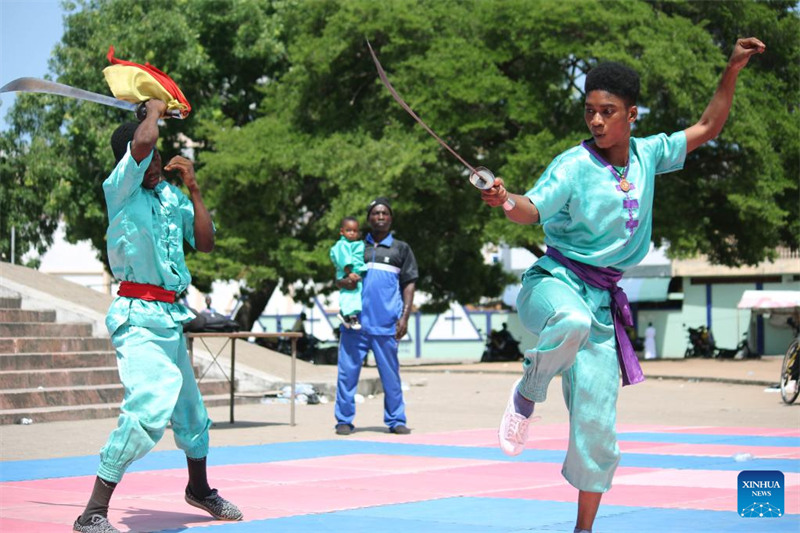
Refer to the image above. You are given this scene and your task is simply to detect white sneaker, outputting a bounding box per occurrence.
[498,378,535,456]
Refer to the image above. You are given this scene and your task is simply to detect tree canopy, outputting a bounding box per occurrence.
[1,0,797,323]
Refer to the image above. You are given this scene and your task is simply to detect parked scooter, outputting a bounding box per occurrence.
[684,325,716,358]
[685,325,759,359]
[481,323,524,362]
[716,332,759,359]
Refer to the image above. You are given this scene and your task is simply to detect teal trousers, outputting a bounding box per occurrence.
[97,324,211,483]
[338,281,363,317]
[516,257,621,493]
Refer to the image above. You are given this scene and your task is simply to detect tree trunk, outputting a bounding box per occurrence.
[234,281,278,332]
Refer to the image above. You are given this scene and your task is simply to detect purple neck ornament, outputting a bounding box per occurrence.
[581,140,640,237]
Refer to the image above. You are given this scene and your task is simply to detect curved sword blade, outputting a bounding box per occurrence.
[366,40,493,190]
[0,77,137,112]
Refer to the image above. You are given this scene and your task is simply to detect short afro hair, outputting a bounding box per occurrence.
[110,122,138,165]
[584,62,640,107]
[340,216,359,227]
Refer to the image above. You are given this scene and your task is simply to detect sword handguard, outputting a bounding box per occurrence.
[135,102,148,121]
[135,101,183,121]
[469,167,495,190]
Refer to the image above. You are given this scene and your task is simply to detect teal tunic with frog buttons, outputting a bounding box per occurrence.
[104,146,198,335]
[528,132,687,271]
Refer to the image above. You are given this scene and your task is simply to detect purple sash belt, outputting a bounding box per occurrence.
[545,248,644,386]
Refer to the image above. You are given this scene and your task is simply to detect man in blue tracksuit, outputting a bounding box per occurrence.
[334,197,418,435]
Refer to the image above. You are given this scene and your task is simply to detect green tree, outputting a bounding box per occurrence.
[1,0,797,328]
[2,0,287,276]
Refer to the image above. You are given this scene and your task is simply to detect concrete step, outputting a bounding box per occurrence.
[0,402,121,425]
[0,367,120,389]
[0,351,116,370]
[0,366,225,390]
[0,322,93,337]
[0,337,112,354]
[0,297,21,309]
[0,309,56,323]
[0,392,247,425]
[0,383,124,409]
[0,379,233,410]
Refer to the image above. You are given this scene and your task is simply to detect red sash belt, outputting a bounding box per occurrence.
[117,281,176,303]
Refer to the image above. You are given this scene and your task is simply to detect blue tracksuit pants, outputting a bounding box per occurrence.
[336,328,406,429]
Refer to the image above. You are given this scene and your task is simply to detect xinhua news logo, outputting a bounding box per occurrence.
[738,470,784,518]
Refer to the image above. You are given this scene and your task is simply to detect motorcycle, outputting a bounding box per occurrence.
[480,324,524,362]
[715,332,759,360]
[684,325,716,358]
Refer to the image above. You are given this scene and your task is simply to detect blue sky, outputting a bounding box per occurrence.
[0,0,65,130]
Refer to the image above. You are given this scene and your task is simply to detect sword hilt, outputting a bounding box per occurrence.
[135,101,184,121]
[135,102,147,121]
[469,167,495,190]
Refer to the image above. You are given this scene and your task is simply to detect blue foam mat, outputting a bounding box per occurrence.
[161,497,798,533]
[617,432,800,448]
[2,438,798,482]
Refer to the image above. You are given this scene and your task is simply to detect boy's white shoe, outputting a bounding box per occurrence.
[498,378,535,456]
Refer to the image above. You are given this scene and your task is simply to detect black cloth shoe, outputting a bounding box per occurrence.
[335,424,353,435]
[185,486,243,521]
[389,425,411,435]
[72,514,120,533]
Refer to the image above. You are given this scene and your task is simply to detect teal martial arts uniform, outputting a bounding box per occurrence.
[329,237,366,317]
[517,132,686,492]
[98,144,211,483]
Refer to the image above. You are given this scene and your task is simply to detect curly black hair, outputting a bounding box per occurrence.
[110,122,139,165]
[584,62,640,107]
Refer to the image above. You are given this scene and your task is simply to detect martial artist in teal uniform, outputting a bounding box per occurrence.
[74,99,241,533]
[482,38,765,533]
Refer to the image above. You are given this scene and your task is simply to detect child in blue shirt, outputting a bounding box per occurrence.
[482,37,765,533]
[329,216,366,330]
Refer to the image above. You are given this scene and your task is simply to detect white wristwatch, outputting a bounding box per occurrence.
[502,197,516,212]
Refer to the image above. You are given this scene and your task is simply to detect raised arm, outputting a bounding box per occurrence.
[684,37,765,154]
[130,99,167,163]
[481,177,541,224]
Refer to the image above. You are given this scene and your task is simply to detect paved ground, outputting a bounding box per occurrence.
[1,357,798,532]
[1,264,797,531]
[0,356,793,460]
